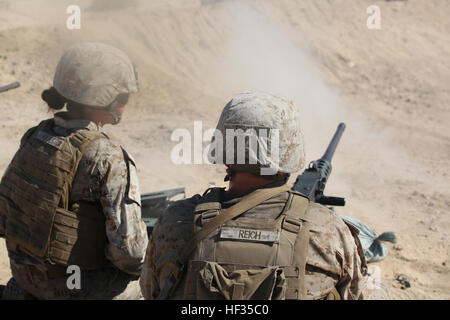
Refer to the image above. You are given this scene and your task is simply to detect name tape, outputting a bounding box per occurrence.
[36,131,64,149]
[220,227,280,242]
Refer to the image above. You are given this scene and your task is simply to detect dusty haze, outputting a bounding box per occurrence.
[0,0,449,299]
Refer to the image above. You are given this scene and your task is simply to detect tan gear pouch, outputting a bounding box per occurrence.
[48,201,107,269]
[184,260,286,300]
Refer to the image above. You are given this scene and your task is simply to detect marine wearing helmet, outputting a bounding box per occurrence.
[140,92,367,300]
[0,42,148,300]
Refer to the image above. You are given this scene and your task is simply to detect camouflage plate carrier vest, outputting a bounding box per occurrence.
[0,119,108,270]
[182,187,317,300]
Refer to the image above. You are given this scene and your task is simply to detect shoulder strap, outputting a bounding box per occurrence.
[60,129,109,210]
[283,192,343,300]
[281,192,311,300]
[70,129,109,153]
[157,184,291,300]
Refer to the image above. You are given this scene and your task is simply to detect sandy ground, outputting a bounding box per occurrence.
[0,0,449,299]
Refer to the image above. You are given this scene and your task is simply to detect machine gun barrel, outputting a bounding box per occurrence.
[321,122,346,163]
[0,82,20,93]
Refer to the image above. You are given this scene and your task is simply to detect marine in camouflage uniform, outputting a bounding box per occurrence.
[140,92,367,300]
[0,43,148,300]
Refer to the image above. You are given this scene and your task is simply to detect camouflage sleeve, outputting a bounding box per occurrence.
[74,138,148,276]
[140,196,200,299]
[305,203,366,300]
[140,219,161,300]
[334,217,367,300]
[100,145,148,276]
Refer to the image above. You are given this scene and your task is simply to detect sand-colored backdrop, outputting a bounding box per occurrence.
[0,0,449,299]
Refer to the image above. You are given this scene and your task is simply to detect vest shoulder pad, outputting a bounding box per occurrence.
[20,119,54,147]
[194,188,225,213]
[163,195,202,223]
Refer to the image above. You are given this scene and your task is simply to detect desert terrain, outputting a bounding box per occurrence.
[0,0,449,299]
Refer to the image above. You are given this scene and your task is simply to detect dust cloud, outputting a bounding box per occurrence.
[1,0,449,299]
[208,1,420,197]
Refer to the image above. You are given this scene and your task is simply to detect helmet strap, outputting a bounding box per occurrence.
[108,100,121,125]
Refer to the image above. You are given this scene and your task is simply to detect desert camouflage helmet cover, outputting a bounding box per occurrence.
[53,42,138,108]
[210,92,305,173]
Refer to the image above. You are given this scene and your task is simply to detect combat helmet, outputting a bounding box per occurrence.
[53,42,139,124]
[209,92,305,178]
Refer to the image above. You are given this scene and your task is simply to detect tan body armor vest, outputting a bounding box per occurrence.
[0,119,108,269]
[181,187,314,300]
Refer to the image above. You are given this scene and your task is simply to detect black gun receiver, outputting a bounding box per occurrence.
[292,122,346,207]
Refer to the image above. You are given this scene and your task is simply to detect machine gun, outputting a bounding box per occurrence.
[0,82,20,93]
[141,187,186,234]
[293,122,346,207]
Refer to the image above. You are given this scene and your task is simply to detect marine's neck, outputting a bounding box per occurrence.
[227,172,277,198]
